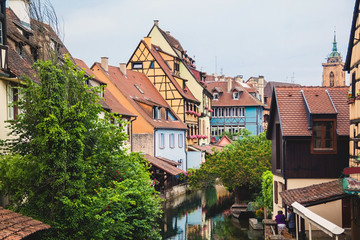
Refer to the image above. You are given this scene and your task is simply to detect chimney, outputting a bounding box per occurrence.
[234,75,243,83]
[227,78,232,93]
[119,63,126,76]
[166,31,170,35]
[9,0,31,29]
[101,57,109,72]
[144,37,151,50]
[154,20,159,26]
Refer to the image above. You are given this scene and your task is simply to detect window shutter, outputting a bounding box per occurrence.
[274,181,278,204]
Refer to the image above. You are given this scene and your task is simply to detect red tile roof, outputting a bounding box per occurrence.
[274,86,349,136]
[192,144,223,154]
[280,180,346,207]
[0,207,50,240]
[207,80,263,107]
[104,90,136,117]
[5,8,70,82]
[157,27,184,53]
[94,63,187,130]
[302,88,336,114]
[74,58,106,85]
[145,154,183,175]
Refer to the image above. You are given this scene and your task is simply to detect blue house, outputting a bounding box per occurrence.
[206,76,263,139]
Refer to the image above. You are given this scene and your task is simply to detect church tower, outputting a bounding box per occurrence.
[322,32,345,86]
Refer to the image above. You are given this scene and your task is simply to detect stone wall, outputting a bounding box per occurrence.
[132,133,154,155]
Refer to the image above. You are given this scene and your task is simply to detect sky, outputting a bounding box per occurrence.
[48,0,355,86]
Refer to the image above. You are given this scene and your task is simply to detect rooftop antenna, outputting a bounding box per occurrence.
[220,68,223,75]
[291,72,295,83]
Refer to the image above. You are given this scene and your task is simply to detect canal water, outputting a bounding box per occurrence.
[160,185,263,240]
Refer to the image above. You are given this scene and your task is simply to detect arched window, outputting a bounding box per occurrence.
[330,72,334,87]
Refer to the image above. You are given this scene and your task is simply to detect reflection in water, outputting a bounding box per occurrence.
[161,185,263,240]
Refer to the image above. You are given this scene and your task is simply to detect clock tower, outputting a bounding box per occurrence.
[322,32,345,87]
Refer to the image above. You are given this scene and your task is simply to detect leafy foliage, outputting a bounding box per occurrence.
[261,170,273,210]
[0,57,162,239]
[189,132,271,201]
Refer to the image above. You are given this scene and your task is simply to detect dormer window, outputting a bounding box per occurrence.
[153,106,161,120]
[16,42,23,58]
[233,92,239,100]
[213,93,219,100]
[311,120,337,154]
[166,109,176,121]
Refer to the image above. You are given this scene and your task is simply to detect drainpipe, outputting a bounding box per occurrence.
[154,129,157,157]
[130,116,137,152]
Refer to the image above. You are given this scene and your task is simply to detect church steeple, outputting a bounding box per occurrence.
[332,31,338,52]
[322,30,345,87]
[329,30,340,58]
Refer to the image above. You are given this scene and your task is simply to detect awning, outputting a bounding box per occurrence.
[0,207,50,239]
[145,154,183,176]
[280,180,347,207]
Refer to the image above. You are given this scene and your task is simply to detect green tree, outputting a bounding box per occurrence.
[189,133,271,203]
[0,57,162,239]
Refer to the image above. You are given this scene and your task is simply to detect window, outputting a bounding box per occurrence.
[312,120,337,153]
[174,62,180,71]
[352,72,356,97]
[149,61,154,69]
[16,42,23,58]
[178,134,184,148]
[275,124,281,170]
[169,133,175,148]
[7,84,18,120]
[330,72,334,87]
[132,62,143,69]
[153,107,161,120]
[213,93,219,100]
[166,109,176,121]
[233,91,239,100]
[159,133,165,149]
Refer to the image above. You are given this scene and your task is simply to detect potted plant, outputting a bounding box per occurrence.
[255,209,264,223]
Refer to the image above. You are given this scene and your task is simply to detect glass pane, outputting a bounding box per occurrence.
[312,123,322,148]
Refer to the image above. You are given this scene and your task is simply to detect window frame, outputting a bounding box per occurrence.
[159,133,165,149]
[132,62,143,69]
[178,133,184,148]
[233,91,239,100]
[7,83,18,120]
[311,119,337,154]
[213,93,219,100]
[169,133,175,149]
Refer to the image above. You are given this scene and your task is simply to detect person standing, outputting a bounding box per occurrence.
[287,207,296,237]
[275,210,286,234]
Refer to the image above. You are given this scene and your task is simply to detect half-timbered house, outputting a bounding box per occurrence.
[266,86,349,228]
[344,0,360,237]
[91,59,186,188]
[127,37,202,146]
[147,20,212,146]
